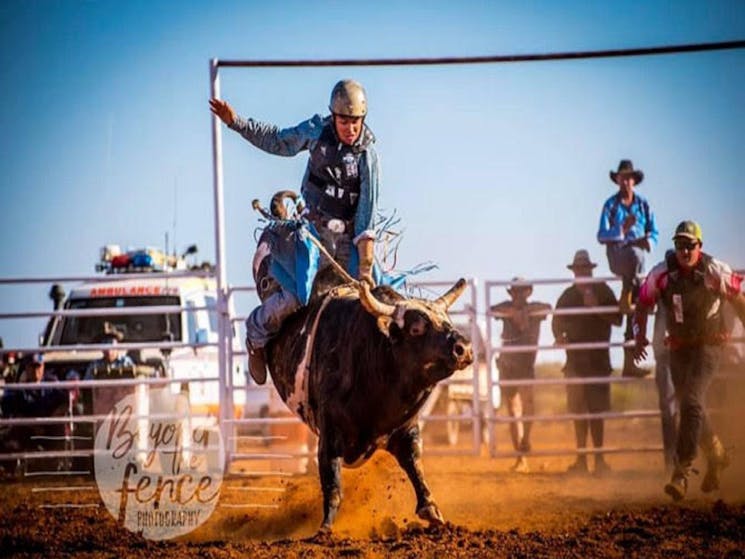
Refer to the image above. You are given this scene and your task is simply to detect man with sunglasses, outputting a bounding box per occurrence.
[210,80,380,384]
[632,220,745,501]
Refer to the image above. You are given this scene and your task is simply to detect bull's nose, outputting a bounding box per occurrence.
[453,340,473,366]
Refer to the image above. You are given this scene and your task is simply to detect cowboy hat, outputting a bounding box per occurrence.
[567,249,597,270]
[610,159,644,185]
[506,276,533,295]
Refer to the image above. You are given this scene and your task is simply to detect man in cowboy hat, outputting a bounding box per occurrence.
[597,159,659,378]
[491,277,552,473]
[633,220,745,501]
[553,250,623,475]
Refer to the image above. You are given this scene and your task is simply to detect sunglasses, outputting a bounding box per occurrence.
[674,240,699,252]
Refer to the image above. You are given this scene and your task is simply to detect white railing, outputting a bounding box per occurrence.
[0,272,223,476]
[3,270,743,476]
[221,278,483,470]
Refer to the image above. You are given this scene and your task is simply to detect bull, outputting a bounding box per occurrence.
[257,217,474,529]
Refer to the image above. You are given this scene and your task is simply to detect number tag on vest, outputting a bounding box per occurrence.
[672,294,684,323]
[342,152,358,178]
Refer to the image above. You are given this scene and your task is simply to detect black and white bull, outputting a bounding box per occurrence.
[265,277,474,530]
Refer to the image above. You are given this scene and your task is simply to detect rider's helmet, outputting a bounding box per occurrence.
[329,80,367,117]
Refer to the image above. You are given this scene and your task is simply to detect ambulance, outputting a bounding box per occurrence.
[41,245,248,417]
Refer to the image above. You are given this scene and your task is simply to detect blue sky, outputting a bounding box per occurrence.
[0,1,743,352]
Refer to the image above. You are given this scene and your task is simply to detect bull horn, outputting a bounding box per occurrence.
[357,281,396,318]
[269,190,299,219]
[433,278,467,310]
[251,199,274,220]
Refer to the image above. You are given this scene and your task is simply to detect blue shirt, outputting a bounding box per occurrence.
[229,114,380,243]
[597,192,658,247]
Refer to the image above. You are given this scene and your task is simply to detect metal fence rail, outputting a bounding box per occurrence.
[2,269,742,474]
[222,278,483,470]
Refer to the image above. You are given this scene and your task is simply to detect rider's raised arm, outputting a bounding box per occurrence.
[229,114,326,157]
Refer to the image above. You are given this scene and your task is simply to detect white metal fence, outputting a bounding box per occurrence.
[3,270,744,476]
[2,43,743,475]
[0,271,221,474]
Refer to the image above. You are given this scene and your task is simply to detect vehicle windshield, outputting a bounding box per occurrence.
[58,296,182,344]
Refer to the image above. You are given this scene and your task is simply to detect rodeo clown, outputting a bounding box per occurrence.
[210,80,380,384]
[632,220,745,501]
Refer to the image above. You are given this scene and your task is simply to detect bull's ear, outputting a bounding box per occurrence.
[376,316,393,338]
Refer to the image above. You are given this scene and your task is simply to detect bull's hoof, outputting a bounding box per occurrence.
[309,524,333,543]
[416,503,445,526]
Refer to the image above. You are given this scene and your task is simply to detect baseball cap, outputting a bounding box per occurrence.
[672,220,703,243]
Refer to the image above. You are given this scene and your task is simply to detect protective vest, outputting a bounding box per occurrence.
[661,251,724,342]
[304,122,373,222]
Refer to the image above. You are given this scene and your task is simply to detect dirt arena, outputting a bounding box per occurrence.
[3,413,745,559]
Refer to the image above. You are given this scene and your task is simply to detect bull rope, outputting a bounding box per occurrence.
[301,230,359,286]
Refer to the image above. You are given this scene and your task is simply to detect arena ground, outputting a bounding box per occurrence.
[2,412,744,558]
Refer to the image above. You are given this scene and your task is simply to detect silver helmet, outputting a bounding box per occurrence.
[329,79,367,117]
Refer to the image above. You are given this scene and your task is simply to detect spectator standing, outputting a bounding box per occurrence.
[553,250,623,475]
[597,160,658,378]
[491,278,551,473]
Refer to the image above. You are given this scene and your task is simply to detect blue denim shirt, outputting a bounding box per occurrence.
[229,114,379,243]
[597,192,658,247]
